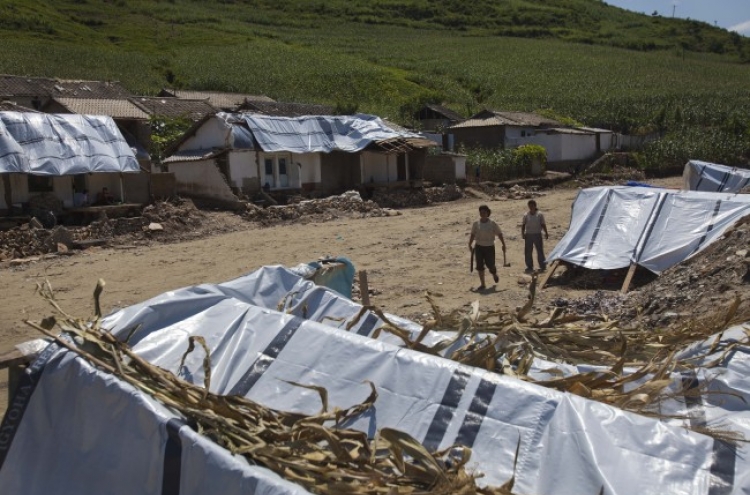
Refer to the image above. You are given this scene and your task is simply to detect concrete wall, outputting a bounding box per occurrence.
[228,150,257,189]
[181,117,230,150]
[167,159,238,201]
[451,126,504,150]
[424,154,467,184]
[122,173,151,204]
[150,173,176,199]
[362,152,398,183]
[319,152,359,192]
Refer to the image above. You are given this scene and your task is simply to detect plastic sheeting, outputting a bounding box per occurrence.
[0,111,139,175]
[233,113,424,153]
[2,264,747,495]
[683,160,750,193]
[547,186,750,274]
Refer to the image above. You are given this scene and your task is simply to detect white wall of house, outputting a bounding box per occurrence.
[297,153,321,184]
[168,159,238,201]
[181,117,230,150]
[454,155,467,180]
[522,133,598,162]
[361,152,398,183]
[228,150,257,188]
[1,173,147,210]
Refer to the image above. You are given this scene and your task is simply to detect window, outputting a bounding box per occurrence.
[28,175,53,193]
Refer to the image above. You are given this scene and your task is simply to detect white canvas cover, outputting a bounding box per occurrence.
[0,111,139,175]
[683,160,750,193]
[547,186,750,274]
[234,113,423,153]
[1,264,747,495]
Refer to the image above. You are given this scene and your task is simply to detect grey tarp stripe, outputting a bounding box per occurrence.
[694,163,708,190]
[717,171,731,193]
[631,191,668,263]
[0,341,63,470]
[422,369,471,451]
[454,378,498,448]
[162,418,186,495]
[355,312,380,336]
[691,200,722,255]
[581,189,614,266]
[682,372,736,494]
[228,317,303,397]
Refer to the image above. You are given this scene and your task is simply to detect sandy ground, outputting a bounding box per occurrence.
[0,177,683,413]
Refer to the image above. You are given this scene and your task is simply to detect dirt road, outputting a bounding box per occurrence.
[0,177,683,412]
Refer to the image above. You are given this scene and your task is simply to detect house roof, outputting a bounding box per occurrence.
[450,110,563,129]
[239,100,335,117]
[421,103,464,121]
[52,98,150,120]
[162,148,227,164]
[0,74,131,99]
[130,97,216,121]
[160,89,274,110]
[0,112,140,175]
[539,127,595,135]
[0,100,37,112]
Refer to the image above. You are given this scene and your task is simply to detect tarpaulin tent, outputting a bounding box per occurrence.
[0,111,139,175]
[683,160,750,193]
[544,186,750,291]
[1,263,748,495]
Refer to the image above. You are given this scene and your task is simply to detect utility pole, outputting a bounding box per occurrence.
[672,5,676,18]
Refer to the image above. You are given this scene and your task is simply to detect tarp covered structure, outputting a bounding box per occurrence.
[0,111,139,175]
[226,112,436,153]
[683,160,750,193]
[547,186,750,274]
[1,263,749,495]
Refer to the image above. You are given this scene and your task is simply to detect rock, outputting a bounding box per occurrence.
[29,217,43,229]
[148,222,164,231]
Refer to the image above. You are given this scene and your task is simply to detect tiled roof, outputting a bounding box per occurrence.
[239,100,335,117]
[423,103,464,121]
[162,89,274,109]
[0,100,38,112]
[162,149,226,163]
[0,74,131,99]
[130,97,216,121]
[450,110,563,129]
[53,98,150,119]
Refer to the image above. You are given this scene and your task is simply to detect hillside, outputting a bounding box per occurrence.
[1,0,749,169]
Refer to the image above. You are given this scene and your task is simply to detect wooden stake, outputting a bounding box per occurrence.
[358,270,371,306]
[621,263,637,294]
[538,260,560,290]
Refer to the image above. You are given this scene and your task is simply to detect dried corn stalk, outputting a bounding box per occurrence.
[26,280,514,495]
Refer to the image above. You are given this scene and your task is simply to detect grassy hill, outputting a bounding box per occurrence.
[1,0,749,170]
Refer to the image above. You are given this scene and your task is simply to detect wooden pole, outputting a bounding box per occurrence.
[358,270,371,306]
[621,263,638,294]
[538,260,560,290]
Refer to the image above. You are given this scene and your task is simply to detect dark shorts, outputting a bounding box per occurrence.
[475,244,496,272]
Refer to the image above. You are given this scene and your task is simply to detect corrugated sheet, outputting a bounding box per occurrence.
[53,98,149,120]
[240,101,334,117]
[450,110,564,129]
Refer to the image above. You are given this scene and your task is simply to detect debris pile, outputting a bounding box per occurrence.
[243,190,390,225]
[0,224,64,260]
[372,185,463,208]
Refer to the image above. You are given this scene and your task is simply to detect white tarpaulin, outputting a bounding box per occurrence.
[1,264,747,495]
[547,186,750,274]
[234,113,424,153]
[0,111,139,175]
[683,160,750,193]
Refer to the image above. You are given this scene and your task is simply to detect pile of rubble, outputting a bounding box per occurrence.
[242,190,393,226]
[553,218,750,327]
[371,185,463,208]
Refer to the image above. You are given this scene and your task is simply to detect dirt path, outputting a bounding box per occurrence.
[0,177,684,412]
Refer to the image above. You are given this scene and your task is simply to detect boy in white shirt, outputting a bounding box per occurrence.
[468,205,506,290]
[521,199,549,273]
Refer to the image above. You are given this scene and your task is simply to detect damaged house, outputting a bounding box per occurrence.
[162,112,437,202]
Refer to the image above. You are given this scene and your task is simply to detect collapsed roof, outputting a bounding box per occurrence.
[0,111,139,175]
[547,185,750,274]
[683,159,750,193]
